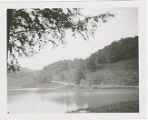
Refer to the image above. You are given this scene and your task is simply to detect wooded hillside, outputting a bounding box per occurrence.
[8,36,138,88]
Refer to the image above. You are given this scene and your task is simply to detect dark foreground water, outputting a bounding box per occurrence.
[8,88,139,113]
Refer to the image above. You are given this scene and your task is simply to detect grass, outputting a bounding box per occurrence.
[85,57,138,86]
[69,101,139,113]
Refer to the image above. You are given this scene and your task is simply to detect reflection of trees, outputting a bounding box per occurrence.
[73,90,87,109]
[37,89,110,110]
[38,88,88,110]
[38,88,135,112]
[38,89,99,110]
[42,89,75,106]
[72,90,102,109]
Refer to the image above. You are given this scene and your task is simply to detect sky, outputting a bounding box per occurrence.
[19,8,138,70]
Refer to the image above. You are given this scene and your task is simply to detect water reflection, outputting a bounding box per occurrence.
[8,88,139,113]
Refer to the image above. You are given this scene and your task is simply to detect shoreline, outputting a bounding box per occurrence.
[8,85,139,91]
[69,100,139,113]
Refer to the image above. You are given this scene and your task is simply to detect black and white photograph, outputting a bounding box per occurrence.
[0,1,145,119]
[7,7,140,113]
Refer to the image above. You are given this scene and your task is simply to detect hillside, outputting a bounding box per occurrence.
[85,57,138,86]
[7,68,41,88]
[8,57,138,88]
[8,36,139,88]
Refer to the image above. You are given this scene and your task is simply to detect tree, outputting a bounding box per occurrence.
[86,36,138,66]
[74,68,86,85]
[86,54,97,70]
[7,8,114,72]
[73,66,86,85]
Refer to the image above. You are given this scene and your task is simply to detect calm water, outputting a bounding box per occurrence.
[8,88,139,113]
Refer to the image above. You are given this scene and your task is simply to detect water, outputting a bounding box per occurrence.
[8,88,139,113]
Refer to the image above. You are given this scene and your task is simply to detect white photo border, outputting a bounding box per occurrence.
[0,0,146,120]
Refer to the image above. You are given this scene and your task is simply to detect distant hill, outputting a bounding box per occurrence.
[8,68,41,88]
[8,36,139,88]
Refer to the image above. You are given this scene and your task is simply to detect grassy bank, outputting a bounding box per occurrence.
[69,101,139,113]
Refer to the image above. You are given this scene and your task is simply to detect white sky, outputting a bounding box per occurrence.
[19,8,138,70]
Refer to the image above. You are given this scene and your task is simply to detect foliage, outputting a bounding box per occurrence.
[74,68,86,85]
[86,36,138,70]
[86,54,97,71]
[8,36,139,88]
[7,8,114,72]
[34,36,138,84]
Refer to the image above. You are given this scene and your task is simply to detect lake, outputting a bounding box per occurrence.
[8,87,139,113]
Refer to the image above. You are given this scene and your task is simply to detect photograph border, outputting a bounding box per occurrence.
[0,0,146,119]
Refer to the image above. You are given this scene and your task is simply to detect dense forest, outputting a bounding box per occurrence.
[8,36,139,88]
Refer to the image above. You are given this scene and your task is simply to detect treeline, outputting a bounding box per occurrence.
[37,36,138,83]
[87,36,138,70]
[42,36,138,72]
[37,58,85,84]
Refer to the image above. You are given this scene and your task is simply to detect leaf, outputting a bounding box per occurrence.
[38,32,41,39]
